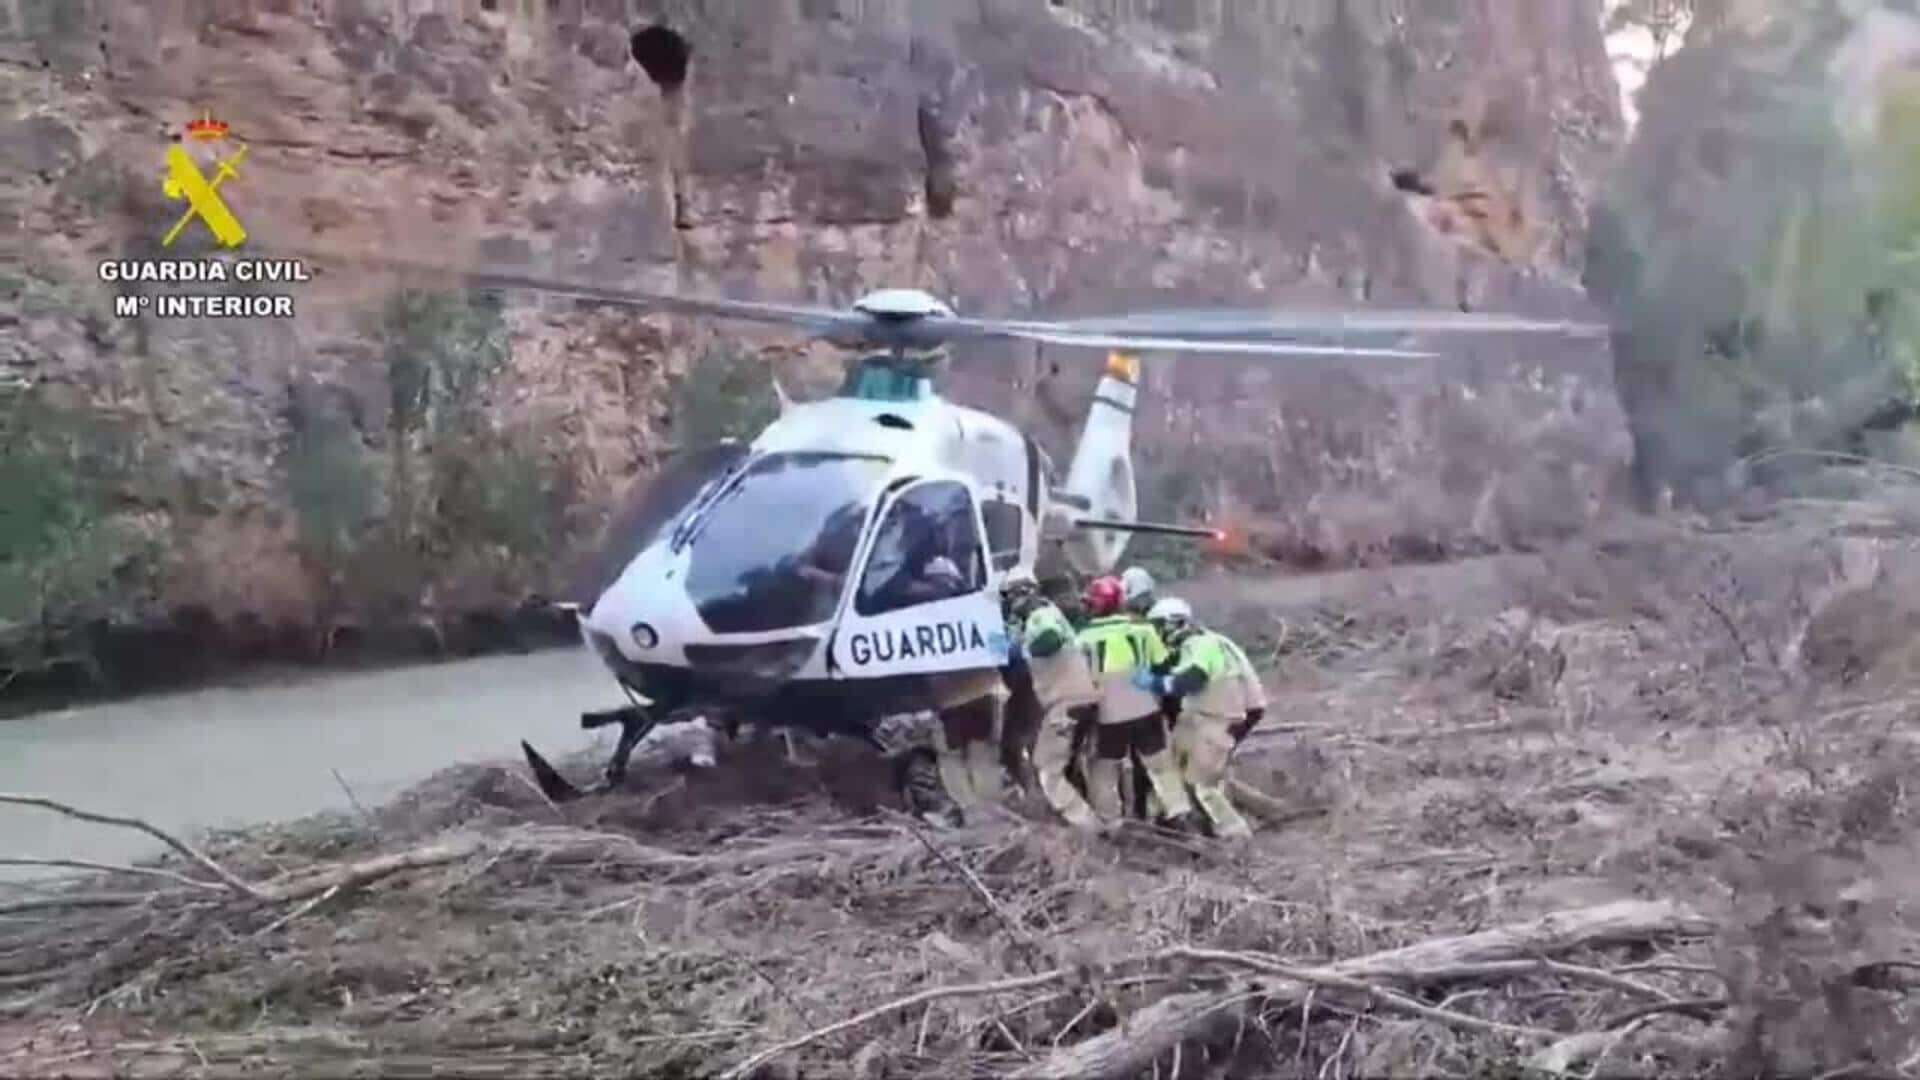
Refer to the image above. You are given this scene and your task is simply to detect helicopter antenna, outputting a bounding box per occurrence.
[770,371,794,417]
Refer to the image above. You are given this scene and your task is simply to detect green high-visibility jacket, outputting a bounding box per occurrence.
[1023,602,1074,658]
[1018,600,1095,708]
[1166,629,1266,720]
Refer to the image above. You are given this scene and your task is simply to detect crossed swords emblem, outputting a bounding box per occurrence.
[161,142,249,249]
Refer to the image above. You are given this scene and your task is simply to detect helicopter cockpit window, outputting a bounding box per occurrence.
[685,451,892,634]
[981,498,1023,572]
[566,441,750,601]
[855,481,987,617]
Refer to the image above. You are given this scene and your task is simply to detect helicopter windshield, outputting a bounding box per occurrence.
[686,451,893,634]
[567,441,750,601]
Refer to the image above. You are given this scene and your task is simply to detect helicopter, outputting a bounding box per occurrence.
[310,254,1603,802]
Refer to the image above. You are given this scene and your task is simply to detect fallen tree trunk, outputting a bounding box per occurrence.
[260,836,489,903]
[1012,900,1713,1080]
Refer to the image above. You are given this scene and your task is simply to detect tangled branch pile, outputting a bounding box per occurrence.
[4,507,1920,1079]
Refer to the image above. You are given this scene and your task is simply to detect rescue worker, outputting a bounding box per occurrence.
[1077,575,1198,829]
[1134,597,1267,838]
[1117,564,1162,816]
[1120,566,1158,618]
[997,575,1045,796]
[1001,569,1102,828]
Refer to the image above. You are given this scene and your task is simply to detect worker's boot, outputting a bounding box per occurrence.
[898,749,962,829]
[1192,783,1252,838]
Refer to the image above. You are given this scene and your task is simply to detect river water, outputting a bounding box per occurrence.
[0,648,618,883]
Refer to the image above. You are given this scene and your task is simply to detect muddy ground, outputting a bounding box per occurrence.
[3,496,1919,1079]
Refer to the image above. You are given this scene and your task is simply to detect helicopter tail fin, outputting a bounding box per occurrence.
[1055,352,1141,575]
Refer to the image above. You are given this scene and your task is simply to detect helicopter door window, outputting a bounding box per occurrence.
[982,498,1023,572]
[855,481,987,617]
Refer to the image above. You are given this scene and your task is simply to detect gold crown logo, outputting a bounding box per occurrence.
[185,110,229,142]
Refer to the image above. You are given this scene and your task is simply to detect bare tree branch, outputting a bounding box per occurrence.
[0,857,228,893]
[0,794,263,899]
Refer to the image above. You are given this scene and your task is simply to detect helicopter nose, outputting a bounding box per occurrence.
[589,607,659,660]
[585,582,674,663]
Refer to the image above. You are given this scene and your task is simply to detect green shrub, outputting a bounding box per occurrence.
[284,285,577,613]
[1590,4,1920,505]
[669,343,778,448]
[282,390,378,579]
[0,386,153,630]
[427,426,565,566]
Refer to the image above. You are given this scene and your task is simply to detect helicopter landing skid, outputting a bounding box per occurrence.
[521,706,663,803]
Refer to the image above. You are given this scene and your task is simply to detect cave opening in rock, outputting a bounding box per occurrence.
[631,25,691,92]
[918,102,956,219]
[1389,167,1433,195]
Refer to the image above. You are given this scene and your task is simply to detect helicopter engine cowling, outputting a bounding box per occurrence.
[1056,352,1142,576]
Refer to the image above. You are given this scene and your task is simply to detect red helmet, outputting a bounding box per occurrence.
[1082,575,1124,617]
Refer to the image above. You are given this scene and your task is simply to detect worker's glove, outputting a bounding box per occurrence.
[1130,668,1168,696]
[1228,707,1264,744]
[985,627,1012,661]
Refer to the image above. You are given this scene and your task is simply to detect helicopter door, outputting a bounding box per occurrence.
[981,495,1026,574]
[829,478,1007,678]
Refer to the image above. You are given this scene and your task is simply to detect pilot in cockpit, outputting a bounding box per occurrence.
[868,500,975,610]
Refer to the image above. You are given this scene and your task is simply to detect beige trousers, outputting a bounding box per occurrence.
[1086,712,1193,824]
[933,694,1004,814]
[1031,702,1099,828]
[1170,712,1251,838]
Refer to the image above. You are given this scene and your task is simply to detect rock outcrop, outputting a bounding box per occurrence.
[0,0,1629,675]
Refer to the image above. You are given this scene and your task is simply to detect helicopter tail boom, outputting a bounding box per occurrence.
[1071,517,1223,540]
[1055,352,1143,575]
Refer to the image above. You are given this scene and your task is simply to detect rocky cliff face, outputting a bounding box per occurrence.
[0,0,1627,662]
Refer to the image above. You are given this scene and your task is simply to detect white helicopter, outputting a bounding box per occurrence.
[322,256,1601,800]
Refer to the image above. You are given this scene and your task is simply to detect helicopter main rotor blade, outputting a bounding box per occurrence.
[1038,308,1612,340]
[963,322,1438,359]
[285,248,871,338]
[280,247,1578,359]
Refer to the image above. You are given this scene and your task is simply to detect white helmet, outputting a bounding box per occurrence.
[1120,566,1157,611]
[1146,596,1192,624]
[1148,596,1197,644]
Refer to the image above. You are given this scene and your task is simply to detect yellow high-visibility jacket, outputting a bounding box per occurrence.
[1075,614,1168,722]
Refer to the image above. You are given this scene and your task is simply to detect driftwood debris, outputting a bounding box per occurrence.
[702,899,1723,1080]
[0,794,265,898]
[1010,900,1714,1080]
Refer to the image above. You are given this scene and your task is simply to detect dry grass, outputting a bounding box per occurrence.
[3,503,1920,1079]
